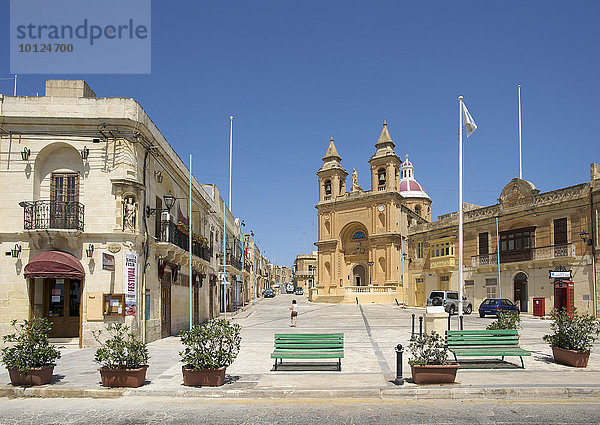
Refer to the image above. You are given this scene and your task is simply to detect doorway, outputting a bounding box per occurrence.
[161,276,172,338]
[353,264,366,286]
[514,272,528,312]
[44,278,81,338]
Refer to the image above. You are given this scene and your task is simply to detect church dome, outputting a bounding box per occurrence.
[399,155,430,200]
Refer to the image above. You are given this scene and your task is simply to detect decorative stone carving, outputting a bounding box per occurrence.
[108,243,121,253]
[499,178,539,208]
[123,196,138,231]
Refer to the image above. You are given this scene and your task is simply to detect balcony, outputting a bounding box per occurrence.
[296,269,315,277]
[430,256,455,270]
[471,243,576,267]
[22,200,84,231]
[219,253,243,272]
[159,221,211,262]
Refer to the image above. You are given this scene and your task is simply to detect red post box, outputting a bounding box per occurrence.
[533,298,545,317]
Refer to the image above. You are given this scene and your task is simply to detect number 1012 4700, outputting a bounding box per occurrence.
[18,43,74,53]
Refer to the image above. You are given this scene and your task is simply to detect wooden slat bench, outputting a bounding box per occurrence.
[446,329,531,368]
[271,333,344,371]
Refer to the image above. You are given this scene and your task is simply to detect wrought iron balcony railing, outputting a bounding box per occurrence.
[159,221,211,262]
[22,200,84,231]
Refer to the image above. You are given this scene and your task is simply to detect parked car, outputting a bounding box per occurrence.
[427,290,473,315]
[295,287,304,295]
[478,298,520,317]
[264,289,275,298]
[286,283,295,294]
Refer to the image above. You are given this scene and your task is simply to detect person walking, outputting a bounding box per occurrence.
[290,299,298,327]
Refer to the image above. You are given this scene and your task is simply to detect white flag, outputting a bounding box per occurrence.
[462,102,477,137]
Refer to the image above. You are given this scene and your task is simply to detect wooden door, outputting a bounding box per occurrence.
[161,282,171,338]
[45,278,81,338]
[193,284,199,325]
[415,278,425,306]
[50,173,79,229]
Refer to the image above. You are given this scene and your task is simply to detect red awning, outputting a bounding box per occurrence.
[24,251,85,280]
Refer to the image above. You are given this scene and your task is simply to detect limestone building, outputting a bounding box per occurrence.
[314,122,431,303]
[0,80,258,346]
[293,253,317,292]
[408,167,600,316]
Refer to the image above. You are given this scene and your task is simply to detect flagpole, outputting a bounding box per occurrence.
[458,96,464,330]
[518,85,522,180]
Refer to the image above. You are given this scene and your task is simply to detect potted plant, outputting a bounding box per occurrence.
[179,319,241,386]
[1,318,61,386]
[486,311,521,331]
[92,323,150,387]
[543,308,600,367]
[408,331,459,384]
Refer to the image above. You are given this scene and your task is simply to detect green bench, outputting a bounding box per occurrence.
[271,333,344,371]
[446,329,531,368]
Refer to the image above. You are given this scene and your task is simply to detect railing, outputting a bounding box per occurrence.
[22,200,84,231]
[159,221,211,261]
[378,185,386,191]
[219,253,243,271]
[345,285,397,294]
[471,243,576,267]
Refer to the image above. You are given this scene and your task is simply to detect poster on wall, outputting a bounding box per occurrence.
[124,252,137,316]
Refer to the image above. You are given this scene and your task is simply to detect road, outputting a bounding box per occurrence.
[1,396,599,424]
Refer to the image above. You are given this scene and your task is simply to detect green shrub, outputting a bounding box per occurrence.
[1,318,61,376]
[543,308,600,352]
[408,331,450,366]
[486,311,521,330]
[179,319,242,370]
[92,323,149,369]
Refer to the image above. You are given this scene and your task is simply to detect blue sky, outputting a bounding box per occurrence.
[1,1,599,266]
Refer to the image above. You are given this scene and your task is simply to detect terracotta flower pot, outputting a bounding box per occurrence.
[551,346,590,368]
[98,365,148,388]
[182,366,226,387]
[7,364,55,386]
[410,363,460,384]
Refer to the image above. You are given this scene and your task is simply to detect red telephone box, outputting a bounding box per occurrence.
[554,280,574,317]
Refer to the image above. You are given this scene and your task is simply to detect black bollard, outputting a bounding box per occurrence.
[448,312,451,331]
[395,344,404,385]
[418,315,423,338]
[410,313,416,341]
[459,315,464,331]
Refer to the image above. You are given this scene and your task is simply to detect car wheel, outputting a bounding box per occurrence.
[465,305,472,315]
[449,305,456,315]
[479,312,485,318]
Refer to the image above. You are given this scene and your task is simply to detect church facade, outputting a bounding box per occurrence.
[314,122,431,303]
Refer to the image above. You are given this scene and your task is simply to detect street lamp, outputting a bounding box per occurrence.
[580,231,593,246]
[368,261,374,285]
[145,192,176,217]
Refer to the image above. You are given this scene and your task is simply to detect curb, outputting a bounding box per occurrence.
[3,384,600,400]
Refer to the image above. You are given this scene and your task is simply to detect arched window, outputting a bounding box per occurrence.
[415,205,421,217]
[324,180,332,196]
[352,231,366,240]
[378,169,386,186]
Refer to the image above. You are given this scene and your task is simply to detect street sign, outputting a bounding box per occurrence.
[549,270,571,279]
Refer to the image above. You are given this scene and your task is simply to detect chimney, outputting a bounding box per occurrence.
[45,80,96,98]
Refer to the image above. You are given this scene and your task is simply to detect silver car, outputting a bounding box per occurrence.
[427,290,473,315]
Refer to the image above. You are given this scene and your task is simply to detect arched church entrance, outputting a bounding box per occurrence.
[353,264,366,286]
[513,272,528,312]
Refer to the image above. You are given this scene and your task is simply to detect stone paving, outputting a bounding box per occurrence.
[1,294,600,399]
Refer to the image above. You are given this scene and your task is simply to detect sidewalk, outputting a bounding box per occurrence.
[2,296,600,400]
